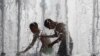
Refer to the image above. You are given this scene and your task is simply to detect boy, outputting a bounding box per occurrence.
[41,19,73,56]
[18,22,53,55]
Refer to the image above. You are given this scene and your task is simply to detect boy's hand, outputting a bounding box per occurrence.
[39,34,46,37]
[48,43,53,47]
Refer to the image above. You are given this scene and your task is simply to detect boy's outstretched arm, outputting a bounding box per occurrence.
[19,35,38,53]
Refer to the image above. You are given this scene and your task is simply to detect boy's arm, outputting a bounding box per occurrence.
[40,31,58,38]
[48,37,61,47]
[20,35,38,53]
[48,33,64,47]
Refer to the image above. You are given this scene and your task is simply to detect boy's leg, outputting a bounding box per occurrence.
[57,39,67,56]
[57,38,73,56]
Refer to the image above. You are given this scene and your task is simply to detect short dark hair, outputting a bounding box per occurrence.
[44,19,53,28]
[29,22,38,29]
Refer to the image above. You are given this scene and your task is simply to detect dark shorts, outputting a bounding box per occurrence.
[57,38,73,56]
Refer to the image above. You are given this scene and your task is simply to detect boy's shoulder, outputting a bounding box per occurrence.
[56,23,65,27]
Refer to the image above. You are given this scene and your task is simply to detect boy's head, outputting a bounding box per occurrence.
[44,19,56,29]
[29,22,40,33]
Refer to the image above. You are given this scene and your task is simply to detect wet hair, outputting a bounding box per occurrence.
[44,19,53,28]
[29,22,38,30]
